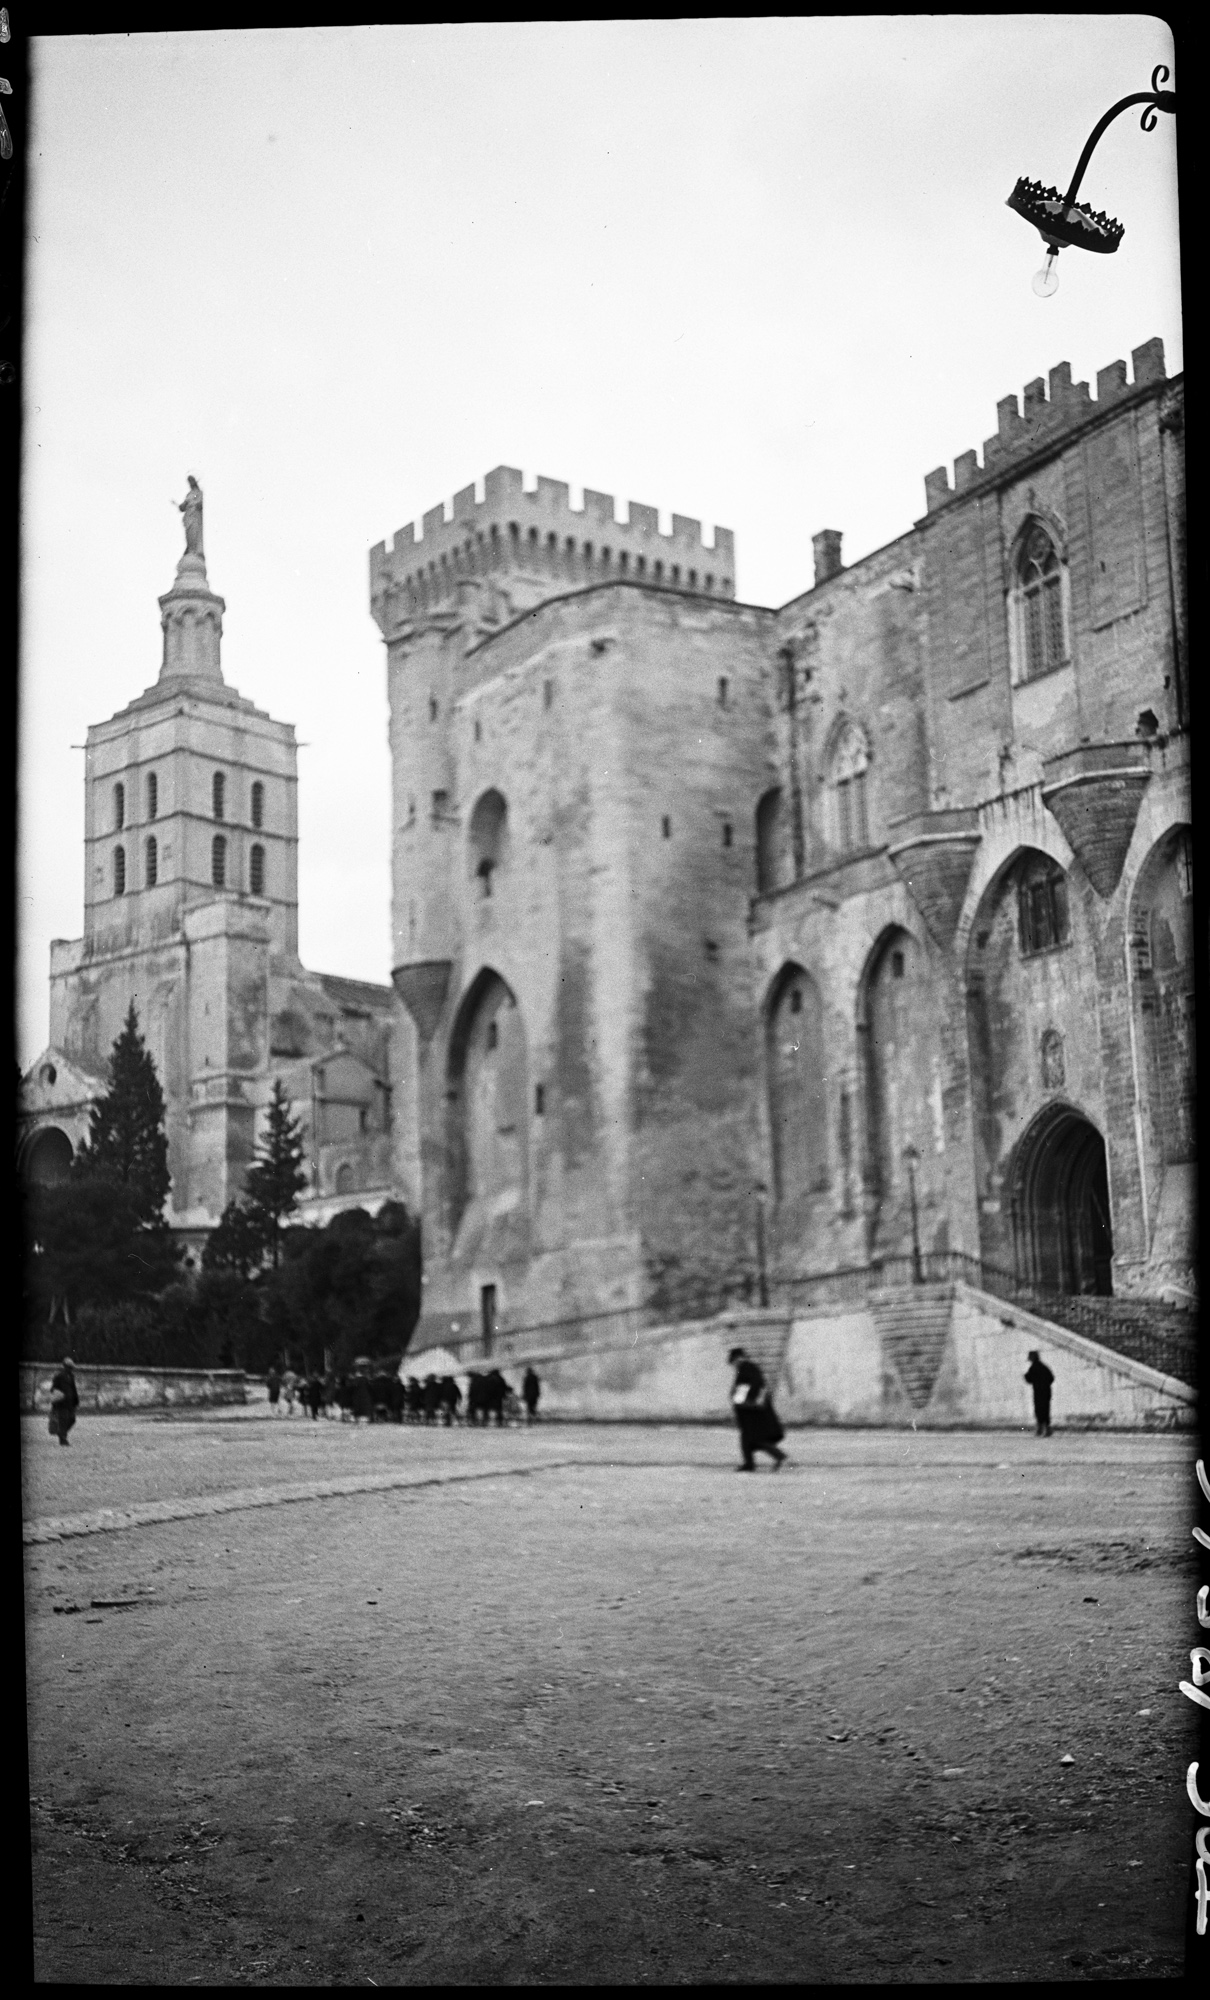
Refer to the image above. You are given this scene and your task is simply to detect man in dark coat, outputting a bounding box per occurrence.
[439,1376,461,1425]
[465,1372,485,1425]
[522,1367,541,1423]
[304,1372,324,1420]
[485,1368,511,1426]
[728,1346,786,1471]
[386,1374,406,1423]
[1024,1350,1055,1436]
[49,1357,80,1446]
[348,1372,374,1425]
[422,1374,440,1423]
[266,1364,282,1413]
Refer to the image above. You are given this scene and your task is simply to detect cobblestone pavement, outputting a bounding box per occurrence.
[24,1414,1199,1984]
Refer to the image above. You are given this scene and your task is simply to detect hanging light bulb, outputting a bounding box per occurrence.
[1031,248,1060,297]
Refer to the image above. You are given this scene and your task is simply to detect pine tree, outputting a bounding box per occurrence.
[76,1001,171,1224]
[202,1198,269,1280]
[243,1079,308,1267]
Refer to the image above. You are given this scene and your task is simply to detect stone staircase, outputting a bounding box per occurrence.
[871,1284,955,1410]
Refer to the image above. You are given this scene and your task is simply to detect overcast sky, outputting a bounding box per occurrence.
[19,17,1181,1067]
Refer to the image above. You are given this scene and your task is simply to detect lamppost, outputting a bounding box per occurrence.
[1007,65,1176,295]
[902,1143,924,1285]
[754,1181,770,1309]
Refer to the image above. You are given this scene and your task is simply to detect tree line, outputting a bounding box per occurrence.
[22,1003,422,1375]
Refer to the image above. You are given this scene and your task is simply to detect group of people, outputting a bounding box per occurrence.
[264,1363,543,1427]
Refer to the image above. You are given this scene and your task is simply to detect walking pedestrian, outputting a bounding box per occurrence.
[48,1356,80,1447]
[727,1345,786,1471]
[266,1363,282,1414]
[522,1366,541,1423]
[281,1367,299,1416]
[485,1368,511,1426]
[1024,1350,1055,1436]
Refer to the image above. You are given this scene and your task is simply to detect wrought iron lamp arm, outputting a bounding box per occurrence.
[1064,66,1176,205]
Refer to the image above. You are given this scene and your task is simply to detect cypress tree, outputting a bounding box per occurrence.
[244,1079,308,1267]
[76,1000,171,1224]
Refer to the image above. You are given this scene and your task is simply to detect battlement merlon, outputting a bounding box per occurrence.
[369,466,736,630]
[921,337,1168,513]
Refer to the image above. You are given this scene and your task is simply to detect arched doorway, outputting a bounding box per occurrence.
[1008,1107,1113,1295]
[22,1126,74,1186]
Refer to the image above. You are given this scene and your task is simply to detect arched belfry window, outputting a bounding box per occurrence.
[113,845,126,896]
[145,836,158,888]
[1014,520,1068,682]
[250,843,265,896]
[146,772,158,821]
[212,771,226,821]
[469,788,508,899]
[113,783,125,831]
[830,722,870,854]
[212,833,227,889]
[251,781,264,829]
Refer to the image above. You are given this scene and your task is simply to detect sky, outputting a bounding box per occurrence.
[18,17,1182,1067]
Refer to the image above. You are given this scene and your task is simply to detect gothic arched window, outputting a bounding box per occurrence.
[251,781,264,829]
[1015,521,1068,682]
[830,723,870,854]
[113,845,126,896]
[212,833,227,889]
[212,771,226,821]
[146,772,158,820]
[145,836,158,888]
[250,843,265,896]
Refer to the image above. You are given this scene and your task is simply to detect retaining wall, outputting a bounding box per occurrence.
[20,1363,248,1414]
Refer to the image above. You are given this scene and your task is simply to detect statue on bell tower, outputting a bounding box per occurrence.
[177,475,204,560]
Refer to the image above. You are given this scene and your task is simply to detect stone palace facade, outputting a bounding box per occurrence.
[22,337,1191,1336]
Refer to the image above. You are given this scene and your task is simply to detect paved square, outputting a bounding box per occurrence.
[25,1411,1197,1983]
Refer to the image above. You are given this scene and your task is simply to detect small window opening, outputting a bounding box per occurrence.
[653,560,663,581]
[636,555,646,576]
[113,783,125,831]
[250,843,265,896]
[704,938,719,962]
[212,771,226,821]
[688,569,698,587]
[146,773,158,821]
[619,551,629,573]
[528,526,539,544]
[251,780,264,828]
[718,677,729,707]
[891,949,905,978]
[486,1019,498,1050]
[113,845,126,896]
[474,718,482,742]
[704,573,714,591]
[1017,858,1069,957]
[661,815,672,839]
[477,858,495,898]
[789,988,802,1015]
[211,833,227,889]
[722,821,733,848]
[584,542,593,562]
[145,836,158,888]
[534,1083,545,1116]
[671,565,680,584]
[591,637,608,655]
[509,522,519,542]
[601,547,611,566]
[431,789,448,820]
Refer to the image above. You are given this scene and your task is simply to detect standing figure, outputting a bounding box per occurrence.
[281,1367,299,1416]
[422,1374,440,1424]
[48,1356,80,1447]
[348,1372,374,1426]
[305,1372,324,1420]
[727,1345,786,1472]
[266,1363,282,1415]
[406,1377,424,1423]
[522,1367,541,1423]
[178,474,204,558]
[439,1375,462,1426]
[485,1369,511,1427]
[1024,1350,1055,1436]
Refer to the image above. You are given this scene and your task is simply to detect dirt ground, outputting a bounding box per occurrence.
[23,1409,1199,1984]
